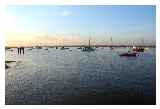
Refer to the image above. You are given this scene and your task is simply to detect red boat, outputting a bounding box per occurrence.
[132,47,144,52]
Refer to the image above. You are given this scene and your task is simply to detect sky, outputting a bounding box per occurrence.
[4,5,156,46]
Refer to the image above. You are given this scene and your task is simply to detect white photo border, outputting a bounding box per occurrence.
[0,0,159,109]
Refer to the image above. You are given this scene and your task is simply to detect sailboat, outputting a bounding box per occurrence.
[82,37,95,52]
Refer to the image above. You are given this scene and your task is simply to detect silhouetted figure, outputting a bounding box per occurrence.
[17,47,24,54]
[22,47,24,54]
[19,47,22,54]
[17,48,20,54]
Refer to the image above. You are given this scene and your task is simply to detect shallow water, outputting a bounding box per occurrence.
[5,47,156,105]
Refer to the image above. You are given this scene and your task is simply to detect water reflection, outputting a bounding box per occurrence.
[5,47,156,104]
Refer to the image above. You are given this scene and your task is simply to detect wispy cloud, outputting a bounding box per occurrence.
[59,10,72,16]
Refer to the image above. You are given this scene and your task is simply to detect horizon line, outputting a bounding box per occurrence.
[5,44,156,48]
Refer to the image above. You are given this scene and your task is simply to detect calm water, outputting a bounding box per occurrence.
[5,47,156,105]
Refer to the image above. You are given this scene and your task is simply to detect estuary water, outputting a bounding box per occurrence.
[5,47,156,105]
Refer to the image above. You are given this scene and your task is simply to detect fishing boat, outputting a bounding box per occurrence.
[82,37,95,52]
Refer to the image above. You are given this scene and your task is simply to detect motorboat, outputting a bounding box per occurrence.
[119,52,138,57]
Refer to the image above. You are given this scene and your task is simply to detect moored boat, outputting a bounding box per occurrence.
[35,46,42,49]
[132,47,144,52]
[77,47,82,49]
[82,37,95,52]
[60,47,69,50]
[119,52,138,57]
[82,46,95,52]
[110,37,114,50]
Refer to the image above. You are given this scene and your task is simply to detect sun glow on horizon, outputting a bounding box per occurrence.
[5,32,89,47]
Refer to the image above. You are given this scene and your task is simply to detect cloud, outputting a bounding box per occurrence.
[59,10,72,16]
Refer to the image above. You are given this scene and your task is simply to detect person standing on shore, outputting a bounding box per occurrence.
[17,47,20,54]
[22,47,24,54]
[17,47,24,54]
[20,47,21,54]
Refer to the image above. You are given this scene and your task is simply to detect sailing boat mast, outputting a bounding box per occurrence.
[89,36,91,47]
[141,39,144,47]
[111,37,113,46]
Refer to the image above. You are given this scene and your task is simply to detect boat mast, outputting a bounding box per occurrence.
[111,37,113,47]
[89,36,91,47]
[106,33,108,47]
[141,39,144,47]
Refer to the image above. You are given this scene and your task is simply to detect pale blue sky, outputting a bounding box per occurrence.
[5,5,156,46]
